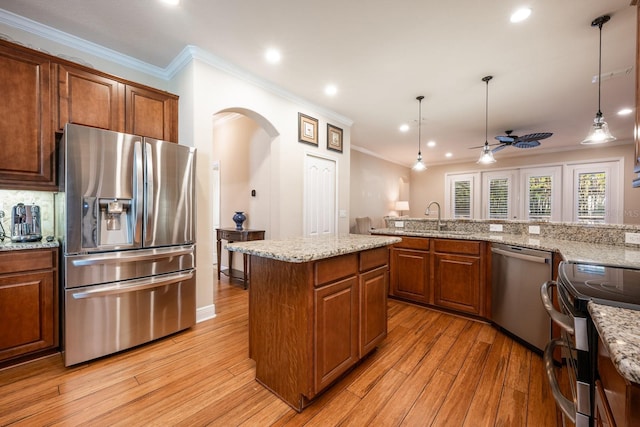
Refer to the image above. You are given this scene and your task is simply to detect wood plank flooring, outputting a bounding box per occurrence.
[0,276,559,426]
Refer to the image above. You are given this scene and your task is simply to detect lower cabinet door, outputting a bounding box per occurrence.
[359,266,388,357]
[433,253,481,315]
[314,276,358,393]
[390,248,430,303]
[0,272,55,362]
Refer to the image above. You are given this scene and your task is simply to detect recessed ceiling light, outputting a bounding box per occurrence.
[159,0,180,5]
[510,7,531,23]
[618,108,633,115]
[427,141,436,148]
[324,84,338,96]
[399,124,410,132]
[445,152,453,158]
[265,48,281,64]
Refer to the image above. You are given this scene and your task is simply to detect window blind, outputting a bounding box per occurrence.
[577,172,606,223]
[453,180,471,218]
[488,178,509,219]
[528,175,552,221]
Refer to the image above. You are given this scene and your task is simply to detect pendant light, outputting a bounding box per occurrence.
[581,15,616,145]
[412,95,427,171]
[477,75,496,164]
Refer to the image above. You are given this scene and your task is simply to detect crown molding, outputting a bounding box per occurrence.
[351,144,411,168]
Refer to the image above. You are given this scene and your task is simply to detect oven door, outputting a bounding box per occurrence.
[541,280,591,427]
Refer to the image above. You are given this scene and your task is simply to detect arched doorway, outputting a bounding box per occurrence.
[211,109,279,276]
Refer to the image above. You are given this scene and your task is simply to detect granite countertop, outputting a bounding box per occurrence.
[372,228,640,269]
[588,302,640,384]
[226,234,401,263]
[0,239,59,251]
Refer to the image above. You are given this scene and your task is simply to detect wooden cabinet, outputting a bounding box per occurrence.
[0,248,59,367]
[0,39,179,190]
[597,336,640,427]
[0,42,55,190]
[433,239,488,317]
[595,379,616,427]
[125,85,178,142]
[249,246,390,411]
[389,236,430,304]
[56,63,124,132]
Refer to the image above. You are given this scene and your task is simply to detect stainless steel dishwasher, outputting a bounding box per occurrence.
[491,243,553,352]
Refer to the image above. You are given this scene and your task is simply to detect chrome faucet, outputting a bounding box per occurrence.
[426,201,442,231]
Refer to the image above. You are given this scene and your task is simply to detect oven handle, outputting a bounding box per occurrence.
[544,338,576,424]
[71,271,194,299]
[540,280,574,334]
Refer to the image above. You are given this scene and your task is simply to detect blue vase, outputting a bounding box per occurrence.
[233,211,246,230]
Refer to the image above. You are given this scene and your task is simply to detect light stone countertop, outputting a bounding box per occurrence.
[226,234,401,263]
[588,302,640,384]
[0,239,59,251]
[372,228,640,269]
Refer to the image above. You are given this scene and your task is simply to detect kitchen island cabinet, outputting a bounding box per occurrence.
[0,247,59,368]
[389,236,430,304]
[227,234,399,411]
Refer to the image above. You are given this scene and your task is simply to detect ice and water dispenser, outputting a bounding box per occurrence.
[82,196,134,248]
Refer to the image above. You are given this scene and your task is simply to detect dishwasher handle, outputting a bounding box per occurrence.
[491,247,550,264]
[540,280,574,334]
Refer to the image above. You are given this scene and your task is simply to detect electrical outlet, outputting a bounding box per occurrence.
[529,225,541,235]
[625,232,640,244]
[489,224,503,232]
[394,221,405,228]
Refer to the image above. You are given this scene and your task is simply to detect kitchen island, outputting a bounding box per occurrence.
[226,234,400,411]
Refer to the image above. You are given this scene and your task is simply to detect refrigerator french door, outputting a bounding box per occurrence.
[57,123,196,366]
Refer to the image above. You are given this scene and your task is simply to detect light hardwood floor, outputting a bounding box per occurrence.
[0,276,559,426]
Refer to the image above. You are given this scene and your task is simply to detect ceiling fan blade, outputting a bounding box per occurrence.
[468,142,501,149]
[513,140,541,148]
[492,144,508,153]
[517,132,553,142]
[495,135,515,143]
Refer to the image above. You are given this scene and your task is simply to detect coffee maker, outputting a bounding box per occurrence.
[11,203,42,242]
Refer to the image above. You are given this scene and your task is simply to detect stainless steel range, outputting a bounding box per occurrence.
[541,261,640,427]
[56,123,197,366]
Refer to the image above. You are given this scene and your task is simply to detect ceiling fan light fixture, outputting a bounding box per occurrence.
[412,96,427,171]
[582,14,615,145]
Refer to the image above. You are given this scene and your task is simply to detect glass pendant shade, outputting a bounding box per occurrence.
[413,153,426,171]
[581,112,616,145]
[477,143,496,164]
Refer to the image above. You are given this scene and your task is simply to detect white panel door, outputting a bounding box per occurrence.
[304,154,337,236]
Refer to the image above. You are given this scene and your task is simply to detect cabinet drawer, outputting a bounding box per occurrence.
[0,249,55,274]
[314,253,358,286]
[394,236,430,250]
[433,239,480,256]
[359,247,388,272]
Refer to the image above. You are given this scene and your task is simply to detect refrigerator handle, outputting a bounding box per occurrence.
[71,271,194,299]
[144,141,154,247]
[134,140,144,246]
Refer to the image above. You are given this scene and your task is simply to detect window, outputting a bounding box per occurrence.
[482,171,517,220]
[564,161,622,224]
[444,173,480,219]
[521,166,562,222]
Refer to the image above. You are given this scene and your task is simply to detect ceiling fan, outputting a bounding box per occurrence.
[470,130,553,153]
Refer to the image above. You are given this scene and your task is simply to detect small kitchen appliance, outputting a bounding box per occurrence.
[10,203,42,242]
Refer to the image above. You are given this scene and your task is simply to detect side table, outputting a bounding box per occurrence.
[216,228,265,289]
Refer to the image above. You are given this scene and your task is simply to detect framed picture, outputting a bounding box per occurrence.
[298,113,318,146]
[327,123,343,153]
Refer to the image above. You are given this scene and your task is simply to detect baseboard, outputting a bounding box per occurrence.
[196,303,216,323]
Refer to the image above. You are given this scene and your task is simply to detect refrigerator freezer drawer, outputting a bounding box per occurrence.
[65,245,195,288]
[63,270,196,366]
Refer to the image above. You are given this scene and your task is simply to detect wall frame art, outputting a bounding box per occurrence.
[298,113,318,146]
[327,123,343,153]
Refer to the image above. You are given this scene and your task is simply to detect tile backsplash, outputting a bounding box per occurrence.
[0,190,55,240]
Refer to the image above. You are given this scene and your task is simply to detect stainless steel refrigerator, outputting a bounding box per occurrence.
[56,123,196,366]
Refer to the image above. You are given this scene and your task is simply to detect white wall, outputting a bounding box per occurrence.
[349,149,411,230]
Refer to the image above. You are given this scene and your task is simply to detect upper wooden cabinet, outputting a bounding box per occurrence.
[125,85,178,142]
[0,42,55,190]
[0,39,179,190]
[56,64,125,132]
